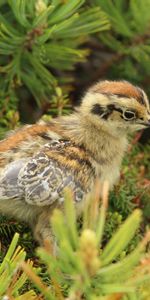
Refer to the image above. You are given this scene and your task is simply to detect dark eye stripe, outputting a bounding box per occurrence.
[91,104,123,119]
[91,104,112,120]
[108,105,122,113]
[91,103,139,121]
[91,104,105,116]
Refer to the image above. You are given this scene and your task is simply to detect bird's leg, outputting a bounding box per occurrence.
[33,211,55,249]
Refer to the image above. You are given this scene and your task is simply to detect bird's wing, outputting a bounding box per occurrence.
[0,140,90,206]
[0,159,26,200]
[18,151,85,206]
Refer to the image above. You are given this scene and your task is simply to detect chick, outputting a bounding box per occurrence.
[0,80,149,244]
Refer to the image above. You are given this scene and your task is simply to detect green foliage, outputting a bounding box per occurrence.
[0,1,150,298]
[1,190,150,299]
[0,233,37,299]
[112,143,150,220]
[0,215,36,261]
[0,0,109,132]
[98,142,150,254]
[92,0,150,84]
[0,142,149,262]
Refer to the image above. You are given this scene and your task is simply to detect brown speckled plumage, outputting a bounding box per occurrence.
[0,80,150,245]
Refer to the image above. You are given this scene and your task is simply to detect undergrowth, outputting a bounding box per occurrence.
[0,139,149,260]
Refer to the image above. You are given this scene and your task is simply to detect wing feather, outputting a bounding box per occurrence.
[0,159,26,200]
[0,140,90,206]
[18,151,84,205]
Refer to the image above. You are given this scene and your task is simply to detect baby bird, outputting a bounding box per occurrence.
[0,80,150,245]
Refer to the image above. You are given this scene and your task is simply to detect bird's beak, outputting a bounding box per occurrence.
[139,120,150,127]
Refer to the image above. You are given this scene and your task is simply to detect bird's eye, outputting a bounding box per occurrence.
[123,110,136,120]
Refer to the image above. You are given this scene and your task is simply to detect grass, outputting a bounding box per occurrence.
[0,133,149,260]
[0,132,149,299]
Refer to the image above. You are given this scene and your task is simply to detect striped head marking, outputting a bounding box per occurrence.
[80,80,150,132]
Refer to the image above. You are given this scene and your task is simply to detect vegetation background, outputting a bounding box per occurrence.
[0,0,150,299]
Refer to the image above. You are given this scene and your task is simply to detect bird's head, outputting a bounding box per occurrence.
[79,80,150,135]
